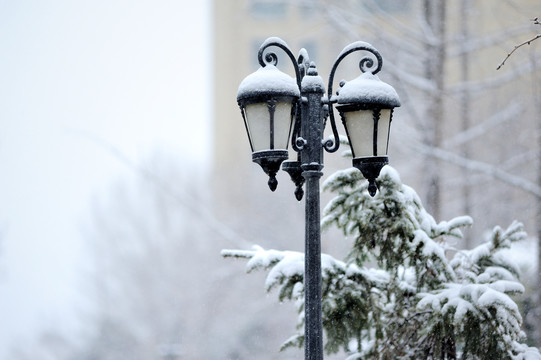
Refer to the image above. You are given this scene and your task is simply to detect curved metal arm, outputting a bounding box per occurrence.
[258,37,302,88]
[297,48,310,79]
[322,101,341,153]
[328,41,383,93]
[325,42,384,153]
[290,103,304,152]
[291,48,311,153]
[257,37,305,154]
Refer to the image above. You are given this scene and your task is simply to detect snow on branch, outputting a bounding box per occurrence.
[221,246,291,273]
[497,18,541,70]
[223,163,540,358]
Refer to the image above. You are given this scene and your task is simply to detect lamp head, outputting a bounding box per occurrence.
[237,64,300,191]
[335,72,400,196]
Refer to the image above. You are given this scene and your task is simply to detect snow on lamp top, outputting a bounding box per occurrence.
[336,72,401,108]
[237,64,300,102]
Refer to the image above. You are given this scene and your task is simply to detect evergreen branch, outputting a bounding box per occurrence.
[225,164,540,358]
[403,310,433,324]
[221,249,256,259]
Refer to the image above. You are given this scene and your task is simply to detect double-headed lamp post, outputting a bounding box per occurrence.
[237,37,400,359]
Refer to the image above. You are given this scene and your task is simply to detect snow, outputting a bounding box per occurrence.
[417,291,443,312]
[322,167,362,190]
[435,215,474,236]
[379,165,401,184]
[477,266,516,282]
[335,71,401,107]
[224,246,395,294]
[321,253,342,272]
[414,230,446,260]
[298,48,310,65]
[265,252,304,291]
[418,279,523,329]
[478,287,520,312]
[346,263,390,287]
[301,71,324,92]
[489,280,525,294]
[500,236,538,278]
[337,41,379,62]
[260,37,290,55]
[237,64,300,100]
[512,342,541,360]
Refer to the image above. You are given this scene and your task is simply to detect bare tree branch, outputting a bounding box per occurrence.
[443,103,524,148]
[411,141,541,198]
[449,24,532,57]
[450,60,536,94]
[71,129,254,249]
[497,18,540,70]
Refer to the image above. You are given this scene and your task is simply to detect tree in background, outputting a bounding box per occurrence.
[224,166,540,359]
[8,154,302,360]
[316,1,541,346]
[322,0,537,227]
[497,16,541,348]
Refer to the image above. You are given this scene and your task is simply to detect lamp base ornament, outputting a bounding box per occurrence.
[252,150,289,191]
[282,160,305,201]
[352,156,388,196]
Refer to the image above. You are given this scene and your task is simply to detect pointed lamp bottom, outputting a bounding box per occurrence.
[252,150,289,191]
[352,156,388,197]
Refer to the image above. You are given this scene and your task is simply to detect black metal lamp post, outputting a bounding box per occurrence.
[237,37,400,360]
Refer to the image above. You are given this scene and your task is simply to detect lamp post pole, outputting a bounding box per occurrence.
[300,64,326,359]
[237,37,400,360]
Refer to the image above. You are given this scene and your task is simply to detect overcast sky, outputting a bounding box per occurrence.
[0,0,211,354]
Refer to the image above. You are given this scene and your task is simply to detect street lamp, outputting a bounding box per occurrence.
[237,57,300,191]
[237,37,400,360]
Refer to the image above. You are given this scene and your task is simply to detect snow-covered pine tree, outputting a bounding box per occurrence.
[222,166,541,359]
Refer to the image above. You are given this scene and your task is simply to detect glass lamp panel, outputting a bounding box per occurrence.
[377,109,392,156]
[245,102,272,152]
[272,102,295,150]
[343,109,375,158]
[245,101,294,152]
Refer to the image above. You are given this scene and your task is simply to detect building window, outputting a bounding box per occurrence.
[250,0,287,19]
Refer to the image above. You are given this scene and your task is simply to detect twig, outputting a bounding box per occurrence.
[497,18,541,70]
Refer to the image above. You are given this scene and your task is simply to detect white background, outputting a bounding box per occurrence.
[0,0,211,355]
